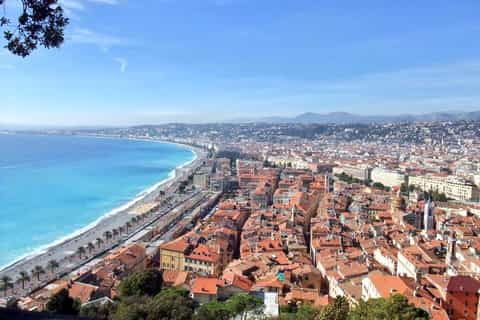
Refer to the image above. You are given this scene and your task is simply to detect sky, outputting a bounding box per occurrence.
[2,0,480,126]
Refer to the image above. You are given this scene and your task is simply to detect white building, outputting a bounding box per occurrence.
[371,167,405,187]
[409,174,480,202]
[333,165,371,182]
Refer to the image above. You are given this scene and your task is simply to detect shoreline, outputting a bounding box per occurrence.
[0,135,204,276]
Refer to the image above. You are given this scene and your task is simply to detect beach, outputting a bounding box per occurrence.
[0,136,206,297]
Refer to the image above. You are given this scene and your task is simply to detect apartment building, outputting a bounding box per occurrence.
[409,174,479,202]
[371,167,406,187]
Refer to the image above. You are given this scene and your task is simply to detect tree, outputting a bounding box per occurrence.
[112,295,150,320]
[0,276,13,296]
[47,259,59,275]
[31,265,45,281]
[225,293,262,320]
[80,301,115,320]
[87,242,95,254]
[103,230,112,242]
[317,296,349,320]
[17,271,31,289]
[118,269,163,298]
[76,246,86,259]
[125,222,132,233]
[46,288,80,315]
[195,300,233,320]
[348,294,429,320]
[1,0,69,57]
[96,237,104,248]
[296,304,320,320]
[146,288,196,320]
[131,216,138,225]
[278,304,320,320]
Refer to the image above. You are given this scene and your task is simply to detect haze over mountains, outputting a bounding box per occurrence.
[3,110,480,130]
[231,111,480,124]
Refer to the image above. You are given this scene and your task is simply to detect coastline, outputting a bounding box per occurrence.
[0,135,203,278]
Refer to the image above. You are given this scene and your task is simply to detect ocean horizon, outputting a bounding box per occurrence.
[0,134,194,268]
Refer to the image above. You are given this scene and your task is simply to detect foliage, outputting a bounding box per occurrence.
[46,288,80,315]
[17,271,31,289]
[0,276,13,296]
[372,182,390,192]
[79,301,115,320]
[317,296,349,320]
[423,189,448,202]
[275,295,429,320]
[118,269,163,298]
[336,172,362,185]
[146,288,196,320]
[225,293,263,319]
[279,304,320,320]
[112,295,151,320]
[348,294,429,320]
[1,0,69,57]
[194,300,233,320]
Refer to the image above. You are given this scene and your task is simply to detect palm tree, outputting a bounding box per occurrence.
[96,237,104,248]
[76,246,86,259]
[87,242,95,254]
[112,228,119,238]
[31,265,45,282]
[103,231,112,243]
[47,260,59,275]
[119,226,125,234]
[0,276,13,297]
[131,216,138,225]
[17,271,30,290]
[125,221,132,233]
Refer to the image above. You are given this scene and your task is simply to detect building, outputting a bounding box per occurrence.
[424,200,434,232]
[444,276,480,320]
[159,238,191,271]
[193,172,210,189]
[409,174,480,202]
[190,277,222,304]
[371,167,406,188]
[362,271,410,300]
[397,246,446,280]
[333,165,371,182]
[184,244,222,276]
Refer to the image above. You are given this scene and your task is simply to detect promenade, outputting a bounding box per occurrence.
[0,145,207,298]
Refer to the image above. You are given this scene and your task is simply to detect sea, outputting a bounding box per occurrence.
[0,134,194,268]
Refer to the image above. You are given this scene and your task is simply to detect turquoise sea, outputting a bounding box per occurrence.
[0,134,194,268]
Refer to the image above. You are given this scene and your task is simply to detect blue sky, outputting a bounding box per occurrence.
[2,0,480,125]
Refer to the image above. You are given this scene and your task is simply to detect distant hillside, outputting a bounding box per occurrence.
[230,111,480,124]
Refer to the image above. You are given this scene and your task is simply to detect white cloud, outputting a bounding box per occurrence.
[113,57,128,73]
[69,28,129,51]
[58,0,119,16]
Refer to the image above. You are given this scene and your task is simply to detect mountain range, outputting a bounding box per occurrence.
[230,111,480,124]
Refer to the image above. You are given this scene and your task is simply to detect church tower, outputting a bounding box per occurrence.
[424,199,434,232]
[446,231,457,266]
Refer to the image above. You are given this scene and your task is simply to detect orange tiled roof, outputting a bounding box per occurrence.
[68,282,98,304]
[191,277,222,295]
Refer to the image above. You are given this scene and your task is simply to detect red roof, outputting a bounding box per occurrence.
[191,277,222,295]
[447,276,480,293]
